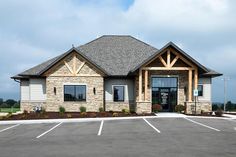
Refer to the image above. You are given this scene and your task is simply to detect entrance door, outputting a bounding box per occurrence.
[159,88,170,111]
[152,77,178,112]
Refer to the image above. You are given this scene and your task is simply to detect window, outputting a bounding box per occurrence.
[113,86,124,102]
[64,85,86,101]
[198,85,203,96]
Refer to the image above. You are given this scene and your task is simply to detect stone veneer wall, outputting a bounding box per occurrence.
[105,101,135,112]
[185,101,212,114]
[46,76,104,112]
[21,101,46,112]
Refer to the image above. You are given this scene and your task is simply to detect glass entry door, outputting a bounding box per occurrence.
[152,77,178,112]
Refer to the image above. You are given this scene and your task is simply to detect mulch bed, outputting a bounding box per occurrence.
[0,112,155,121]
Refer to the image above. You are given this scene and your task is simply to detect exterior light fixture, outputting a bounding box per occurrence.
[54,87,56,95]
[93,87,96,95]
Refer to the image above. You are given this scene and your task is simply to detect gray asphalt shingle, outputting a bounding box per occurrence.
[12,35,222,78]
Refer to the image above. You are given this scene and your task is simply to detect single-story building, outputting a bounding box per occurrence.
[12,35,222,114]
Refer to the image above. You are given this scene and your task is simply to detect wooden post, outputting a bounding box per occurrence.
[188,70,192,102]
[139,69,142,102]
[194,69,198,90]
[144,70,148,101]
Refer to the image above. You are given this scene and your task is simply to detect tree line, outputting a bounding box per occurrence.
[212,101,236,111]
[0,98,20,108]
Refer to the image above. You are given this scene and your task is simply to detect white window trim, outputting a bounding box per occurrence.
[112,85,126,102]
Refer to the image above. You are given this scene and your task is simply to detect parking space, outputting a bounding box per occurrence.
[0,117,235,157]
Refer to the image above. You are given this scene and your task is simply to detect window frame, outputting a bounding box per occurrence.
[197,84,203,97]
[112,85,125,102]
[64,85,87,102]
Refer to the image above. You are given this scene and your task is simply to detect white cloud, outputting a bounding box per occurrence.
[0,0,235,102]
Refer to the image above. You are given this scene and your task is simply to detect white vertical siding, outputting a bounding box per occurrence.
[105,78,134,102]
[20,80,30,101]
[29,78,46,101]
[198,77,211,102]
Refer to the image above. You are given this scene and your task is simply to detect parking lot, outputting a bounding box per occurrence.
[0,117,235,157]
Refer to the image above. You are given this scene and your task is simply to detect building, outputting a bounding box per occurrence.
[11,35,222,114]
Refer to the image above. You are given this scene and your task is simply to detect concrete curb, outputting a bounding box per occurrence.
[0,116,158,125]
[0,114,232,125]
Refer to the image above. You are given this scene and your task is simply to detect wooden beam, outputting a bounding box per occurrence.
[188,70,192,102]
[73,53,76,75]
[167,50,170,67]
[159,56,167,67]
[194,69,198,90]
[76,61,85,74]
[142,67,194,71]
[64,61,74,74]
[139,69,142,102]
[170,48,197,69]
[144,70,148,101]
[170,56,179,67]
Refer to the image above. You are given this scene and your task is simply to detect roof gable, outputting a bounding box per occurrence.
[131,42,222,76]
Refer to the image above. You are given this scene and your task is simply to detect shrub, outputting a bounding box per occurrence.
[99,107,104,112]
[175,104,186,113]
[122,109,130,114]
[112,112,118,117]
[215,109,223,117]
[79,106,86,113]
[152,104,162,113]
[59,106,65,114]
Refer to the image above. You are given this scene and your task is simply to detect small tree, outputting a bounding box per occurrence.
[59,106,65,114]
[79,106,86,113]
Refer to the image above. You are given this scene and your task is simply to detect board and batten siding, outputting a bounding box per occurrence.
[198,77,211,102]
[20,78,46,101]
[20,80,30,101]
[105,78,135,102]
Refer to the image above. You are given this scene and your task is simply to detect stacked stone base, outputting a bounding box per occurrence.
[136,101,152,114]
[185,101,212,114]
[105,102,135,112]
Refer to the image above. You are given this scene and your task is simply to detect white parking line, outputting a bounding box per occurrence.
[184,117,220,132]
[97,120,104,136]
[143,118,161,133]
[36,122,62,139]
[0,124,20,133]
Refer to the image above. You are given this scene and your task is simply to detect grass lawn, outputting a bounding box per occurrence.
[0,108,20,113]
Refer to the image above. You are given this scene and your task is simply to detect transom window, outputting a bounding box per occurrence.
[198,85,203,96]
[113,86,124,102]
[64,85,86,101]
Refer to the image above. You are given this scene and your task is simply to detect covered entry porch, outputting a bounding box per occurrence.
[136,46,199,114]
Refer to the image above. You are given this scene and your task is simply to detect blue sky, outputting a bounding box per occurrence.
[0,0,235,102]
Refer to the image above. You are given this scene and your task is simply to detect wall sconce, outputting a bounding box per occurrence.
[54,87,56,95]
[93,87,96,95]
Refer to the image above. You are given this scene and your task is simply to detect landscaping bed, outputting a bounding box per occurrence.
[185,111,224,117]
[0,111,155,121]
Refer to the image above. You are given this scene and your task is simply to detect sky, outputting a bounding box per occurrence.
[0,0,235,103]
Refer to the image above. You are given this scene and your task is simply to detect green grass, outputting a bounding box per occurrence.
[0,108,20,113]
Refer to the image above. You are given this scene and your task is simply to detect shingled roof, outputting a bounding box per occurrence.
[12,35,222,79]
